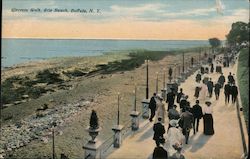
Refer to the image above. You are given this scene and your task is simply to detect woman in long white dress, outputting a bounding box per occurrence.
[155,95,166,124]
[200,79,208,101]
[165,120,184,156]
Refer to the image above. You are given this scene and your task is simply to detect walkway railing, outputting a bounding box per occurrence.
[98,61,203,158]
[99,119,132,158]
[236,97,248,159]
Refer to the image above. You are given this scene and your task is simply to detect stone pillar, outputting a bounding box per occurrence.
[112,125,124,148]
[141,99,150,119]
[130,111,140,131]
[83,128,102,159]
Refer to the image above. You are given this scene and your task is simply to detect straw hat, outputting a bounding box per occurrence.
[169,120,179,127]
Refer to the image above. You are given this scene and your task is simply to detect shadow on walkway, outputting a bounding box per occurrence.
[137,123,154,142]
[188,133,212,152]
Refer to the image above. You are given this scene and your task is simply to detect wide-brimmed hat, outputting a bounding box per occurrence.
[172,142,183,151]
[205,101,212,106]
[169,120,179,127]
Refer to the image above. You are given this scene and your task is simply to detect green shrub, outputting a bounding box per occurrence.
[36,69,63,84]
[62,69,87,77]
[237,48,249,130]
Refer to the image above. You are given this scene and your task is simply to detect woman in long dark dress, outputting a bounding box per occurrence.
[202,101,214,135]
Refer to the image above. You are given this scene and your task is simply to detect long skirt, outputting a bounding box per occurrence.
[194,87,201,98]
[203,114,214,135]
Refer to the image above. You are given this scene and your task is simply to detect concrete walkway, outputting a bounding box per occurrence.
[106,57,248,159]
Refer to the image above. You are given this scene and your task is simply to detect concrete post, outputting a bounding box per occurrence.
[83,128,102,159]
[112,125,124,148]
[130,111,140,131]
[83,140,102,159]
[141,99,150,119]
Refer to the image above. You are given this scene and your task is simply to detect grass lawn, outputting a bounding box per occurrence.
[237,47,249,131]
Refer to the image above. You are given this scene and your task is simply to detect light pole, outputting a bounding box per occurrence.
[182,52,185,73]
[134,85,137,111]
[156,72,158,93]
[178,64,181,76]
[199,49,201,62]
[174,63,177,80]
[163,68,166,89]
[117,92,120,125]
[146,58,149,99]
[51,121,56,159]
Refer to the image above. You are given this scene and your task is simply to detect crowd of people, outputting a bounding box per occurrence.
[150,52,239,159]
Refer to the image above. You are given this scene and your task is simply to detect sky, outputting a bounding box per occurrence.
[2,0,249,40]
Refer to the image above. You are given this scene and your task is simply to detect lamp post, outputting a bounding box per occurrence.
[134,85,137,111]
[52,126,55,159]
[178,64,181,77]
[174,63,177,80]
[146,58,149,99]
[163,68,166,89]
[199,49,201,62]
[182,52,185,73]
[156,72,158,94]
[112,92,124,148]
[117,92,120,125]
[142,59,150,119]
[130,87,139,130]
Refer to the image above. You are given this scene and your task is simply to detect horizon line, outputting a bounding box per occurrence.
[2,37,226,41]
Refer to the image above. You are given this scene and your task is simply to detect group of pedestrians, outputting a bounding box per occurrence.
[150,88,215,159]
[224,72,238,104]
[150,52,240,158]
[194,68,238,105]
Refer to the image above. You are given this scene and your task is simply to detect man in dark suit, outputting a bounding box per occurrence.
[191,100,203,134]
[224,81,231,104]
[179,95,188,112]
[166,88,175,111]
[152,142,168,159]
[218,73,225,87]
[200,66,205,74]
[228,72,235,84]
[176,88,184,104]
[195,72,202,83]
[214,82,222,100]
[149,93,157,122]
[153,117,166,146]
[179,107,193,144]
[231,83,238,104]
[207,78,214,98]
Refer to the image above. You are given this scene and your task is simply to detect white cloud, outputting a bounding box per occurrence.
[110,3,166,15]
[211,9,249,24]
[162,8,216,18]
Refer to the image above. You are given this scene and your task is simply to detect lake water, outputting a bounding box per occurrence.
[1,39,209,67]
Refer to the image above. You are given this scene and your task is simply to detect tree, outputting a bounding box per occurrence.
[89,110,99,129]
[209,38,221,48]
[226,21,249,45]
